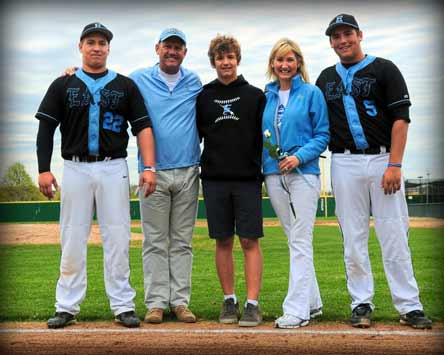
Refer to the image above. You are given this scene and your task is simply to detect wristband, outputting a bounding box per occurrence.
[143,166,156,173]
[388,163,402,168]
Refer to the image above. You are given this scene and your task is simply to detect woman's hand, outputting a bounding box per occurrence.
[279,155,300,175]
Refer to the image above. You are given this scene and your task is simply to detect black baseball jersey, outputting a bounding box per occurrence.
[35,70,152,160]
[316,57,410,151]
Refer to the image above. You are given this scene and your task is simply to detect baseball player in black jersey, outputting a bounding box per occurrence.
[316,14,432,329]
[36,23,156,328]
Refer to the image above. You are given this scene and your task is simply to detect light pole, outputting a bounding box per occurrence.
[418,176,423,202]
[426,171,430,204]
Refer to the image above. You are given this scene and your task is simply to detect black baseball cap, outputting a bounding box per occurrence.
[325,14,359,36]
[80,22,113,42]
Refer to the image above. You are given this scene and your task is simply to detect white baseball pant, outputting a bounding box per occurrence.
[331,152,423,314]
[55,158,136,316]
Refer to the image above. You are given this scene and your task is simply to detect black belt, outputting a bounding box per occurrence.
[70,155,114,162]
[332,146,390,154]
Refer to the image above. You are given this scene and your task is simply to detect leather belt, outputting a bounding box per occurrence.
[332,146,390,154]
[71,155,113,162]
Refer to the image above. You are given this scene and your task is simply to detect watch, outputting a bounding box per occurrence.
[143,166,156,173]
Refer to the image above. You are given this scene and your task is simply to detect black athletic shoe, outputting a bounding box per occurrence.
[350,303,372,328]
[115,311,141,328]
[310,307,323,319]
[219,298,240,324]
[400,310,432,329]
[47,312,76,329]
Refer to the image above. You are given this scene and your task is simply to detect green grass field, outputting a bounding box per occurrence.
[0,224,443,323]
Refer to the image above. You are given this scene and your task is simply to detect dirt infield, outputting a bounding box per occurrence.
[1,321,443,355]
[0,218,442,245]
[1,219,443,354]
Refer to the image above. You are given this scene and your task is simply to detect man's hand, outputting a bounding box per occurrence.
[381,166,402,195]
[38,172,59,199]
[62,66,78,76]
[138,171,156,198]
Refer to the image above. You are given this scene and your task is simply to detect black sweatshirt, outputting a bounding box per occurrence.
[196,75,265,181]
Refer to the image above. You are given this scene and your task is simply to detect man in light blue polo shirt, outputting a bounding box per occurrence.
[130,28,202,324]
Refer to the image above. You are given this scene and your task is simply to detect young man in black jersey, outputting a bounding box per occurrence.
[316,14,432,329]
[197,35,265,326]
[36,23,156,328]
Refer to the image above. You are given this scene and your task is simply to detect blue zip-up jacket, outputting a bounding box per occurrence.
[262,75,330,175]
[130,64,202,171]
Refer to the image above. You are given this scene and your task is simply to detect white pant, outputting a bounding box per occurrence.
[331,153,422,314]
[56,159,136,316]
[265,173,322,320]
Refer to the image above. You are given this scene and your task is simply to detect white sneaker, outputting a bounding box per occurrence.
[274,314,309,329]
[310,307,323,319]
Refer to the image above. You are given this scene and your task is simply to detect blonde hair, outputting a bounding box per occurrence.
[266,38,309,83]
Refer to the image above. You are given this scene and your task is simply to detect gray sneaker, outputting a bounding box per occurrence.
[219,298,240,324]
[239,303,262,327]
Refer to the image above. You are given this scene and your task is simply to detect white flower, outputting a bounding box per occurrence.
[263,129,271,138]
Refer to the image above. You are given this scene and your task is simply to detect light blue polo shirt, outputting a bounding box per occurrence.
[130,64,202,171]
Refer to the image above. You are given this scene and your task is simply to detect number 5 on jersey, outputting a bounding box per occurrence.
[363,100,377,117]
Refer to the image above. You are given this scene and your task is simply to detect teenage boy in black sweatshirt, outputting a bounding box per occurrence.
[196,35,266,327]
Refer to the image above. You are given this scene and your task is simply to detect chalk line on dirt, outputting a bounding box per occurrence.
[1,328,442,337]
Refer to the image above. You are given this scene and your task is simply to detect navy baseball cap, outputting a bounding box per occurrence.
[80,22,113,42]
[325,14,359,36]
[159,28,186,45]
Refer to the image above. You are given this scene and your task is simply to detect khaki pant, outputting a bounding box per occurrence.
[139,165,199,309]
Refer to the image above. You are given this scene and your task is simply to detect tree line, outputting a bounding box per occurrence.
[0,162,140,202]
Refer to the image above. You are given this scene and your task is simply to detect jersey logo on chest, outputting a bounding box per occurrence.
[67,88,91,108]
[213,97,240,123]
[325,77,376,101]
[67,88,124,109]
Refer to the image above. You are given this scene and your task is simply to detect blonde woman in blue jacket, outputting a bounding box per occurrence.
[263,38,329,328]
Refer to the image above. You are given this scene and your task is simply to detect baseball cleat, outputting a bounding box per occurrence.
[350,303,372,328]
[400,310,432,329]
[115,310,140,328]
[47,312,76,329]
[310,307,323,319]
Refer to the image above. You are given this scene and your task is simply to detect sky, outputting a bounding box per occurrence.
[1,0,443,192]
